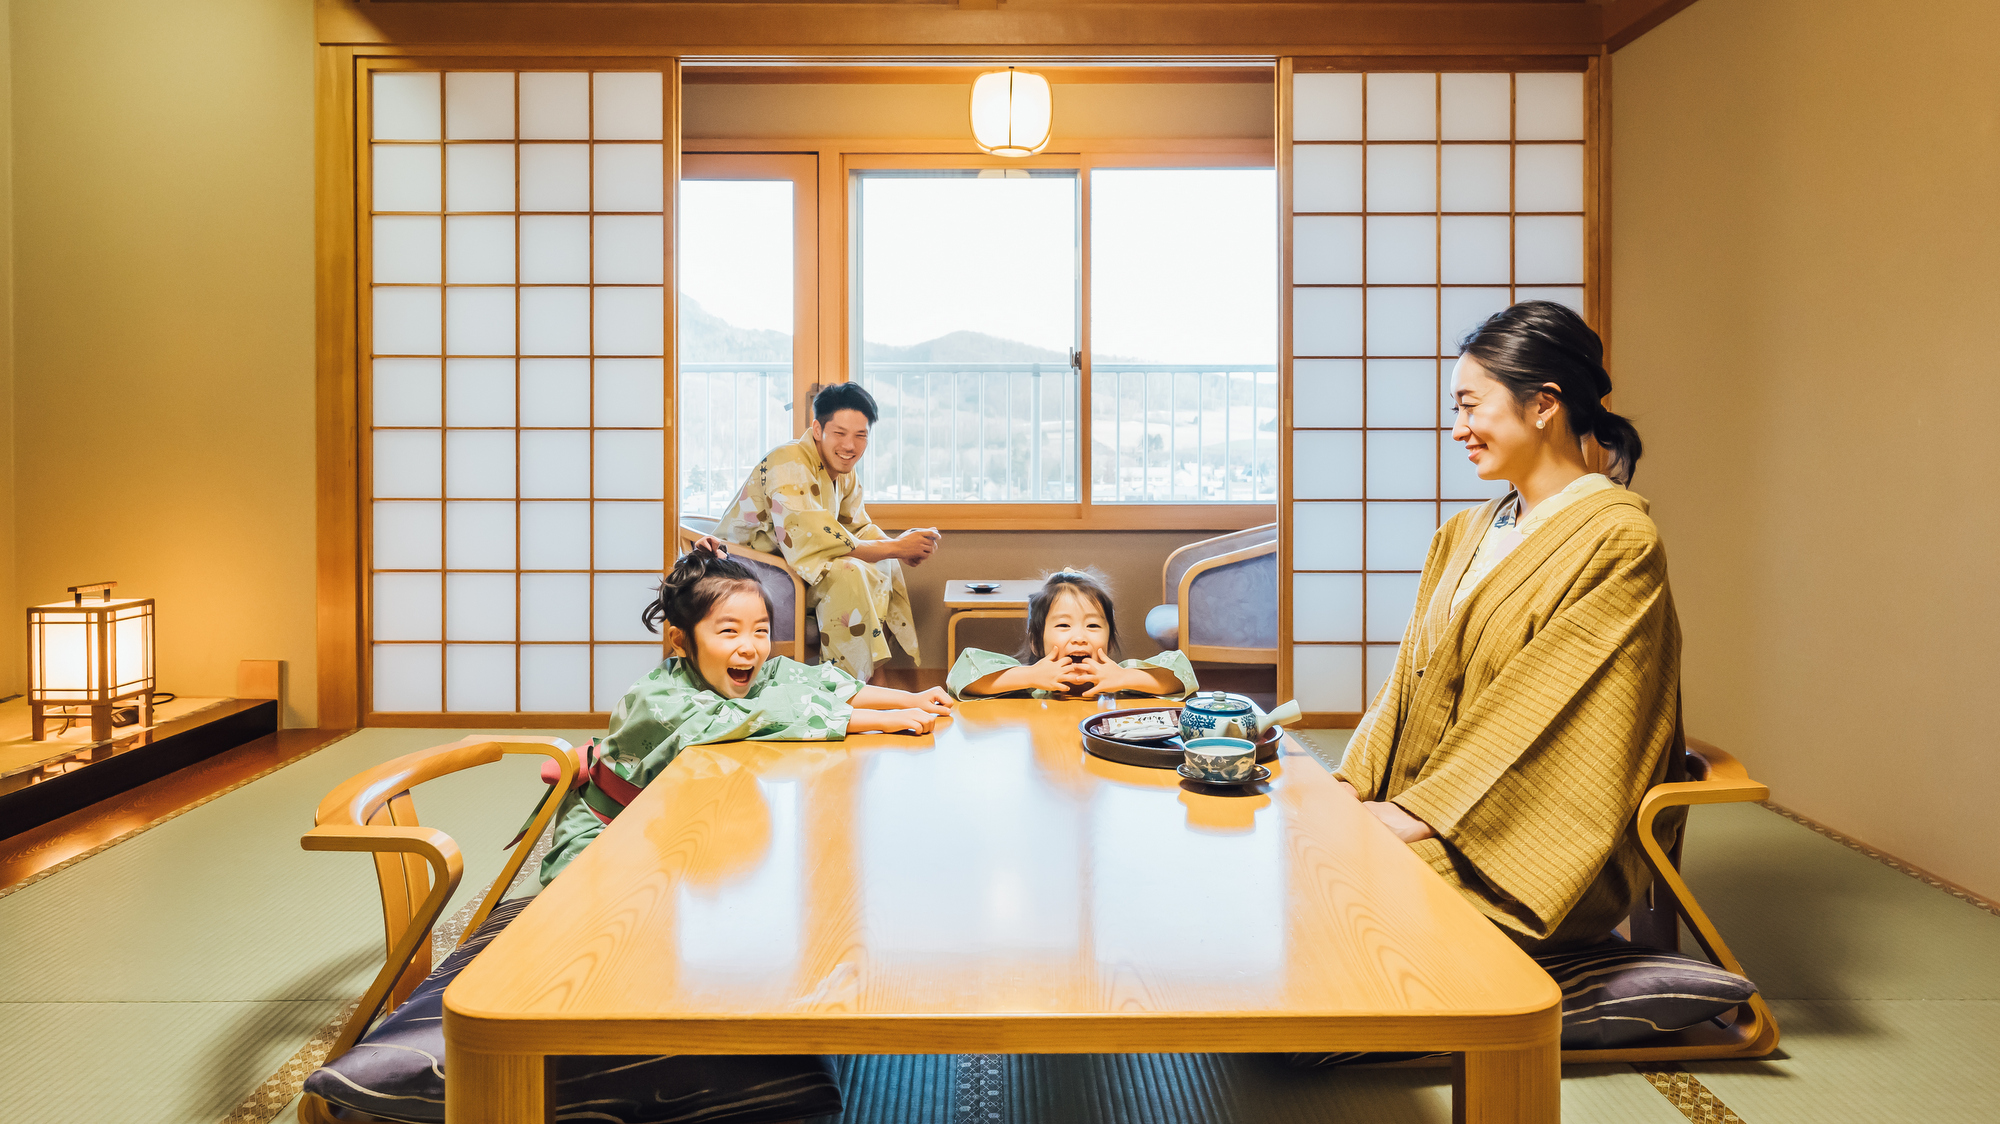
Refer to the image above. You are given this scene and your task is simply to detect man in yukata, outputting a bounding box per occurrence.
[714,382,940,682]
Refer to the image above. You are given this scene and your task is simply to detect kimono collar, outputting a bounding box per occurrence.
[792,432,831,477]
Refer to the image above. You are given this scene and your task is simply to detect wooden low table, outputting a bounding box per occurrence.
[942,578,1044,662]
[444,699,1561,1123]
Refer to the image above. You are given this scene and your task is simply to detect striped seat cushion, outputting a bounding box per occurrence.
[304,896,843,1124]
[1534,941,1757,1049]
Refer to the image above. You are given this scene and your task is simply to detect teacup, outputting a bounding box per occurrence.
[1184,736,1258,783]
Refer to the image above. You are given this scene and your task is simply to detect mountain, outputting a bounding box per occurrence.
[862,330,1071,365]
[678,295,792,362]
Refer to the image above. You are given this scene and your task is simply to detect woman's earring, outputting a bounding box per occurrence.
[1535,418,1546,430]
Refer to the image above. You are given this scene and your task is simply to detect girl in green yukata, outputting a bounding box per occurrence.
[539,545,954,884]
[946,568,1200,700]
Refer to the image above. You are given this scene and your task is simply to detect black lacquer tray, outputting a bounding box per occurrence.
[1079,705,1280,770]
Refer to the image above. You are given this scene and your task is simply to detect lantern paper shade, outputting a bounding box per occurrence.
[970,69,1053,157]
[28,593,155,741]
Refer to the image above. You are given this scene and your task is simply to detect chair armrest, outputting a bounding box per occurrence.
[1177,538,1279,653]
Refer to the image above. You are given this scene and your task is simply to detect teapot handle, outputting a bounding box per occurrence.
[1255,699,1303,733]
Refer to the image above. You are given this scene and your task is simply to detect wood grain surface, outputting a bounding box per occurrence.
[444,699,1559,1120]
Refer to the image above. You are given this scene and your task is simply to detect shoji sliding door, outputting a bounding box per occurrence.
[364,66,677,721]
[1279,62,1598,722]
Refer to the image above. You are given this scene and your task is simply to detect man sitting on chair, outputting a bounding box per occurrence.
[714,382,940,682]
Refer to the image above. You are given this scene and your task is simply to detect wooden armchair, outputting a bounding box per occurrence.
[1563,737,1782,1063]
[679,516,816,662]
[296,735,576,1124]
[1144,523,1278,664]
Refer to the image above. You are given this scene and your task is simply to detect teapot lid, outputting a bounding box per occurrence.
[1191,690,1253,714]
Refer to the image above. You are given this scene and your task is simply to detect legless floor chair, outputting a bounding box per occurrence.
[679,515,817,662]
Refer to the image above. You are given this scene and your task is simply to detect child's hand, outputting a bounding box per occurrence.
[906,686,955,715]
[1073,653,1130,697]
[850,708,941,735]
[1013,653,1078,693]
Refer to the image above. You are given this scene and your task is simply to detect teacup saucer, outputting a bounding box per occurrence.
[1176,763,1271,787]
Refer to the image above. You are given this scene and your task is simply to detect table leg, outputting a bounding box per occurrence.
[447,1050,552,1124]
[947,611,962,666]
[1453,1042,1559,1124]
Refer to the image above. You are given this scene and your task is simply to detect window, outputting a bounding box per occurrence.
[1284,68,1592,716]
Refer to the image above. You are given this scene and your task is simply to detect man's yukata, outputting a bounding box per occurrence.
[714,434,918,680]
[538,655,859,885]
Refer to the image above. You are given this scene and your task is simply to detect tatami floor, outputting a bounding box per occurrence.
[0,726,1993,1123]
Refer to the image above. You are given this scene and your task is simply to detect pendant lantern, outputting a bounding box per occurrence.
[969,68,1053,157]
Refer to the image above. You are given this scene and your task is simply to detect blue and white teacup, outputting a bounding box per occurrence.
[1184,736,1258,783]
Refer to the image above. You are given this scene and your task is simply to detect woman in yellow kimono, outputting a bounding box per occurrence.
[1334,300,1683,954]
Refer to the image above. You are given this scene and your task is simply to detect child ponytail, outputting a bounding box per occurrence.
[641,548,773,637]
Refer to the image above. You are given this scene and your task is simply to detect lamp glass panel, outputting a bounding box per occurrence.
[520,645,590,711]
[519,287,591,355]
[519,144,590,211]
[519,502,591,569]
[445,72,514,140]
[592,72,665,140]
[35,619,94,698]
[593,574,660,642]
[446,644,517,711]
[373,644,442,711]
[1293,644,1364,712]
[373,72,440,141]
[520,358,592,426]
[445,144,515,212]
[109,604,153,695]
[520,72,589,140]
[372,145,440,212]
[594,645,664,712]
[593,287,666,355]
[446,358,515,427]
[593,145,664,212]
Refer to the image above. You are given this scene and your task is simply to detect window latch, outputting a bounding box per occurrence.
[1068,346,1083,372]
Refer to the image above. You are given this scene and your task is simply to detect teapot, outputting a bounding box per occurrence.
[1178,692,1302,743]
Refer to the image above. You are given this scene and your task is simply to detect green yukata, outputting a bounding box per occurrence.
[538,655,860,885]
[945,647,1200,700]
[714,434,919,679]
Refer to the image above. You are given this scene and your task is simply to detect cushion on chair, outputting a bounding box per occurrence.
[305,897,843,1124]
[1184,554,1278,651]
[1534,941,1758,1049]
[1143,604,1179,650]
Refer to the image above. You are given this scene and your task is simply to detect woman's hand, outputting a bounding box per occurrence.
[848,708,941,735]
[1361,800,1436,844]
[1334,778,1358,800]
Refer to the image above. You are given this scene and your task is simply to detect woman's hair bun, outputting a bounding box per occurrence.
[1458,300,1643,485]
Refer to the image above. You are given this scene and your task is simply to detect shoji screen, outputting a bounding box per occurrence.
[1282,66,1593,719]
[366,69,674,718]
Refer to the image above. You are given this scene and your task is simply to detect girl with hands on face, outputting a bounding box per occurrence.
[946,569,1199,700]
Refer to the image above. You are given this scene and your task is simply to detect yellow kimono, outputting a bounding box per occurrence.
[714,434,919,678]
[1335,484,1685,952]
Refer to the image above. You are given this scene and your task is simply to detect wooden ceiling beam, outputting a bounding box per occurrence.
[1603,0,1703,51]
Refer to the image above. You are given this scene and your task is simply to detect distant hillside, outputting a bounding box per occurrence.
[681,297,1133,365]
[863,330,1070,365]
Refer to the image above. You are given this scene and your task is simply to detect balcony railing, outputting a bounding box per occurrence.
[678,361,1279,516]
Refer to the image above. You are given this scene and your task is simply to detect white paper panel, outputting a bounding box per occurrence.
[445,71,514,140]
[373,644,442,711]
[1366,502,1437,570]
[372,430,442,498]
[374,501,442,569]
[446,358,515,428]
[1293,644,1364,713]
[1366,645,1401,706]
[595,645,664,711]
[445,430,516,498]
[1440,73,1511,141]
[374,573,442,640]
[446,644,516,711]
[1365,287,1436,357]
[593,72,664,140]
[1291,145,1362,213]
[595,359,664,426]
[593,145,665,212]
[1440,432,1508,499]
[1443,498,1488,523]
[1440,215,1511,285]
[1365,216,1436,284]
[1365,145,1436,212]
[1515,72,1585,141]
[1440,288,1513,353]
[1291,73,1363,141]
[594,287,666,355]
[1440,145,1511,213]
[1292,359,1362,428]
[594,430,664,499]
[1292,431,1362,499]
[372,358,442,426]
[446,501,516,569]
[1514,286,1585,316]
[445,287,515,356]
[1515,145,1585,212]
[594,215,665,284]
[1366,73,1436,140]
[1515,216,1585,284]
[445,144,515,213]
[1292,501,1362,571]
[595,573,662,641]
[519,144,591,212]
[521,573,591,641]
[373,72,440,141]
[1366,573,1422,642]
[1367,430,1438,499]
[373,217,441,283]
[1292,288,1363,357]
[446,572,516,640]
[594,502,664,570]
[520,72,590,140]
[1292,216,1362,285]
[373,145,441,212]
[372,287,441,355]
[520,644,590,711]
[1367,359,1439,427]
[520,215,591,283]
[520,429,591,497]
[521,358,592,427]
[519,287,592,355]
[445,216,515,283]
[1293,573,1363,642]
[520,502,592,569]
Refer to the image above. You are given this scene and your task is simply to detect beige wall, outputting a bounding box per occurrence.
[0,1,17,699]
[1613,0,2000,898]
[9,0,317,722]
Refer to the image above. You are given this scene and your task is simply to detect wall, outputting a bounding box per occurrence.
[1613,0,2000,898]
[683,79,1273,141]
[10,0,318,722]
[0,1,16,698]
